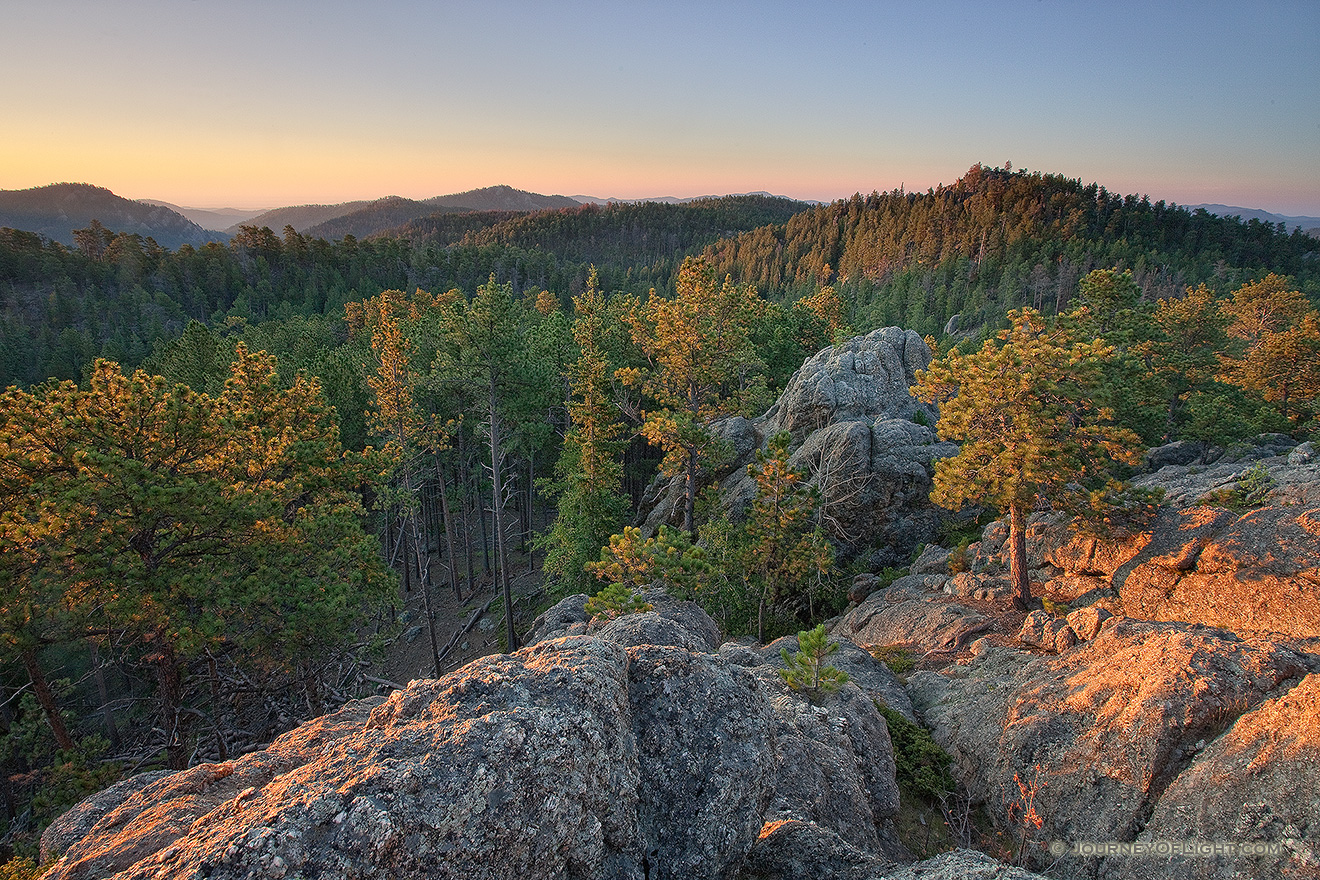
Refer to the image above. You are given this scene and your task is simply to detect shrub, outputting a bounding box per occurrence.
[870,644,916,675]
[0,857,40,880]
[1199,461,1275,510]
[1040,597,1070,617]
[948,537,972,574]
[876,703,955,801]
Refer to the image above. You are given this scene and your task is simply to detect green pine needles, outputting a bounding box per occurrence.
[583,582,653,621]
[779,624,849,695]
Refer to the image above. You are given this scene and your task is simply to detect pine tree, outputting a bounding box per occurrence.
[1218,274,1320,427]
[913,309,1142,609]
[779,624,849,696]
[623,256,764,534]
[0,350,391,768]
[539,270,630,594]
[742,431,832,642]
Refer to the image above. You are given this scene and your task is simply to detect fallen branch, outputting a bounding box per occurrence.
[359,673,407,692]
[436,596,497,668]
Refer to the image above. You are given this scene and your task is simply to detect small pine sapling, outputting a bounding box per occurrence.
[584,582,652,621]
[779,624,849,695]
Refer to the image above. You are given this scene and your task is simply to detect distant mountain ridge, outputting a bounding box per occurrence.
[229,185,580,237]
[0,183,221,249]
[138,201,269,232]
[572,190,818,206]
[1185,204,1320,233]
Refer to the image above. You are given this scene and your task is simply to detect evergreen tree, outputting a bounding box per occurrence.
[1217,274,1320,427]
[539,270,630,594]
[623,256,763,534]
[913,309,1142,609]
[0,350,391,769]
[741,432,832,642]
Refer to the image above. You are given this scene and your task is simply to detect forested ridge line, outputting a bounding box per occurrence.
[0,196,812,389]
[3,165,1317,395]
[704,164,1320,335]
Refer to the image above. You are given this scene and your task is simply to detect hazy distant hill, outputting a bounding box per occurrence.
[303,197,457,240]
[1185,204,1320,235]
[226,201,377,235]
[571,190,812,206]
[232,186,581,238]
[426,185,579,213]
[367,209,528,245]
[0,183,220,249]
[139,200,267,232]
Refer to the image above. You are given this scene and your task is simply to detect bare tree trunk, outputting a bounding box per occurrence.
[404,469,443,677]
[20,648,75,752]
[436,457,463,600]
[206,650,228,761]
[478,486,492,576]
[402,525,412,596]
[488,379,518,652]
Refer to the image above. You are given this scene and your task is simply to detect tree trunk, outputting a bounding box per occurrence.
[20,648,75,752]
[206,651,229,761]
[1009,500,1032,611]
[478,489,492,575]
[403,467,443,676]
[436,457,463,600]
[409,507,443,677]
[527,453,536,575]
[685,446,698,536]
[488,377,519,652]
[154,642,191,770]
[91,642,121,749]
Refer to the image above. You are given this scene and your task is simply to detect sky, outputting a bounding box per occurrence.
[2,0,1317,215]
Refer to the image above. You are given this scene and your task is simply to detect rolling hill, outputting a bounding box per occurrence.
[230,186,581,238]
[0,183,221,249]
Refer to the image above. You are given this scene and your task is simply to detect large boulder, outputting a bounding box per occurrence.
[833,593,992,655]
[762,327,937,440]
[41,603,917,880]
[907,619,1311,878]
[637,328,957,564]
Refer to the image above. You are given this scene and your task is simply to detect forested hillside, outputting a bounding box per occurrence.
[705,164,1320,335]
[6,167,1314,392]
[0,195,812,388]
[0,184,220,249]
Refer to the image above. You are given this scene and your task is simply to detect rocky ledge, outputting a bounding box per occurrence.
[40,595,1047,880]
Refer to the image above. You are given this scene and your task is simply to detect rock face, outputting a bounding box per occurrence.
[637,328,957,564]
[965,454,1320,640]
[907,619,1314,879]
[1111,672,1320,879]
[43,600,909,880]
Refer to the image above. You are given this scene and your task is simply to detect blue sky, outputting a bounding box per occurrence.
[2,0,1317,213]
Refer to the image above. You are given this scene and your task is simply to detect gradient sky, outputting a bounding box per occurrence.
[2,0,1317,214]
